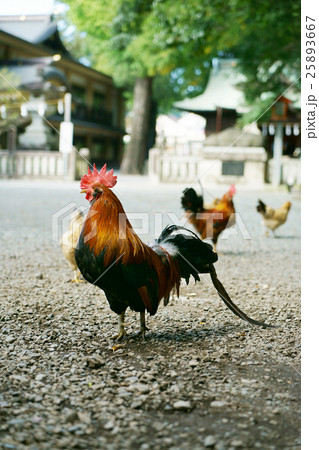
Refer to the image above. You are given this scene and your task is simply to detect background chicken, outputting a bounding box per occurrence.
[60,209,85,282]
[181,184,236,250]
[75,165,271,340]
[256,200,292,236]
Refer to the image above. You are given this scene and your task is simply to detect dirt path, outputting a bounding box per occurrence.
[0,179,300,449]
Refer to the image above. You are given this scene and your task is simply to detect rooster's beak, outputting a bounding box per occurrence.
[80,189,88,194]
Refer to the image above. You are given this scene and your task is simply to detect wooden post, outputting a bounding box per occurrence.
[216,107,222,133]
[7,125,17,177]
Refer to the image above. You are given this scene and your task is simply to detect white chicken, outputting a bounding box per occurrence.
[60,209,85,282]
[256,200,292,237]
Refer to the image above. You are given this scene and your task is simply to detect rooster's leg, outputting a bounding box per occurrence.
[138,312,150,338]
[130,312,149,339]
[139,311,149,337]
[111,311,127,341]
[71,269,83,283]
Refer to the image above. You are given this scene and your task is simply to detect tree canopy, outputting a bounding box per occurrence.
[62,0,300,170]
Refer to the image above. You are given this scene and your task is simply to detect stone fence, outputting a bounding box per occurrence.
[0,148,89,180]
[149,146,267,185]
[268,156,301,186]
[148,145,300,186]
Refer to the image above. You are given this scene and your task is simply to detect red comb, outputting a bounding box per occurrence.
[228,184,236,196]
[80,164,117,197]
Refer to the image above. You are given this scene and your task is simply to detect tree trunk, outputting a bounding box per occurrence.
[120,76,153,174]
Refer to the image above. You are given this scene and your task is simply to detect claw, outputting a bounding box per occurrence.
[111,330,127,341]
[111,311,127,341]
[71,278,84,283]
[71,270,84,283]
[130,325,150,340]
[132,312,149,339]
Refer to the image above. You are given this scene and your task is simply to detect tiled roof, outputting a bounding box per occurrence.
[174,59,248,113]
[0,15,68,54]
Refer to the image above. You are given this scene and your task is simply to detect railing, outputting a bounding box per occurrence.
[0,150,64,178]
[0,149,89,180]
[149,146,268,185]
[149,149,200,182]
[51,105,113,127]
[268,156,301,185]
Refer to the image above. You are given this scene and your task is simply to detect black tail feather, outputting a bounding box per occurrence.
[156,224,201,243]
[210,266,274,328]
[156,225,218,283]
[257,199,267,214]
[181,188,203,213]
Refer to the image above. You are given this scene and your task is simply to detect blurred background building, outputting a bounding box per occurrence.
[0,11,125,168]
[150,58,300,186]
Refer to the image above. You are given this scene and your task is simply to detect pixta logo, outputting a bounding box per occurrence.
[52,206,251,243]
[52,203,88,247]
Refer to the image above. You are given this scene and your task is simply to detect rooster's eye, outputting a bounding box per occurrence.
[93,187,102,198]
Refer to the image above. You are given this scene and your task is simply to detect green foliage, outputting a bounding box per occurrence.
[63,0,218,95]
[221,0,301,97]
[61,0,300,121]
[0,69,32,136]
[0,69,21,94]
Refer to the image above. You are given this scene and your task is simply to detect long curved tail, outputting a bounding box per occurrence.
[210,266,274,328]
[156,225,274,328]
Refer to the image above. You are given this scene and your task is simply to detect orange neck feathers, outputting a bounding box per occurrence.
[82,188,146,265]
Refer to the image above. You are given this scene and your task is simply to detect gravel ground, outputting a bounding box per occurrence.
[0,177,300,450]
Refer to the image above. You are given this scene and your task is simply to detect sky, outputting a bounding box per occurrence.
[0,0,55,15]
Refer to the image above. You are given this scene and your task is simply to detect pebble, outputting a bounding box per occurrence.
[35,374,46,382]
[204,435,218,447]
[65,410,78,423]
[189,360,199,367]
[210,401,227,408]
[9,375,28,384]
[86,355,105,368]
[173,400,192,411]
[132,383,150,394]
[104,421,114,431]
[131,399,144,409]
[230,439,244,448]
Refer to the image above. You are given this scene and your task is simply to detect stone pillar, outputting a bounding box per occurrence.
[18,96,53,149]
[272,123,283,186]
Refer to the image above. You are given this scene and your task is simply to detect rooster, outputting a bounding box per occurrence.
[257,200,292,237]
[60,209,85,282]
[181,184,236,250]
[75,165,272,340]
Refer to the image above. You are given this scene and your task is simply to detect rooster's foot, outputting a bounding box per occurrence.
[71,270,83,283]
[131,312,149,340]
[111,330,127,341]
[130,325,150,340]
[111,311,127,341]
